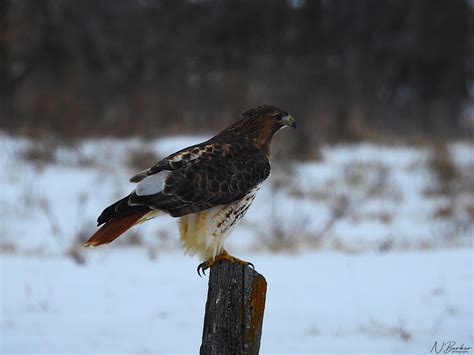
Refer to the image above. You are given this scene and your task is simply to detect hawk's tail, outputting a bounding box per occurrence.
[84,212,148,247]
[85,194,155,247]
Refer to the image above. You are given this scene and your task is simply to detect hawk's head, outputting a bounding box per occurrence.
[240,105,296,132]
[221,105,296,156]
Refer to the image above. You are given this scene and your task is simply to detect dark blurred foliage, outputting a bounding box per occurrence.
[0,0,471,157]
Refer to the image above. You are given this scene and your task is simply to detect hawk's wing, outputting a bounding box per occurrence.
[116,140,270,219]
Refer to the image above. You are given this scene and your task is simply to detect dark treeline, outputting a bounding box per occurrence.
[0,0,470,154]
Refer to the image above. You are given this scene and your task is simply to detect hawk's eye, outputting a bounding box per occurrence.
[275,113,283,121]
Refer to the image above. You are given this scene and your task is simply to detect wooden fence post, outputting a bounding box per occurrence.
[200,260,267,355]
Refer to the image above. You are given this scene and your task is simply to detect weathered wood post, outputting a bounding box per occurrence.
[200,260,267,355]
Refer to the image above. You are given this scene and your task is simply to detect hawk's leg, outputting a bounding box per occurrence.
[197,250,254,276]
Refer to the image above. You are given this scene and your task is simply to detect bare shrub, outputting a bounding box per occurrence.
[424,143,474,239]
[67,225,90,265]
[393,326,412,342]
[122,231,143,246]
[126,147,160,172]
[356,319,412,342]
[343,162,366,187]
[343,161,394,199]
[155,229,177,251]
[73,227,91,246]
[66,244,86,265]
[367,165,390,198]
[378,237,394,253]
[433,204,455,219]
[39,198,60,237]
[269,160,295,190]
[466,205,474,220]
[21,142,57,167]
[313,195,350,243]
[146,245,159,261]
[261,159,355,252]
[262,193,310,252]
[0,242,17,253]
[264,204,310,252]
[260,162,310,252]
[427,142,458,195]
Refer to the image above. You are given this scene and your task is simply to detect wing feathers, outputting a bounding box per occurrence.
[88,139,271,247]
[97,195,150,226]
[135,171,167,196]
[129,169,149,183]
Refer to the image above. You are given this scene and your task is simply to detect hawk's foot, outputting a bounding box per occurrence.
[197,251,254,277]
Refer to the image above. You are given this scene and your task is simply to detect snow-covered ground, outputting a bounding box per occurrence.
[1,249,472,354]
[0,133,472,254]
[0,133,472,353]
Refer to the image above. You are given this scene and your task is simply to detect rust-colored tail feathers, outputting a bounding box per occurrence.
[84,212,147,247]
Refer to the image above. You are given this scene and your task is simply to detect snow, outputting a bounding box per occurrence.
[0,132,473,353]
[1,249,472,354]
[0,134,472,254]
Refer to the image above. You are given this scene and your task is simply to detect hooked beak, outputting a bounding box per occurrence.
[281,114,296,130]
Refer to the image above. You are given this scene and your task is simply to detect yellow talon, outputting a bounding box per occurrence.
[197,250,254,276]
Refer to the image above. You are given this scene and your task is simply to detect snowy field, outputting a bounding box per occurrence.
[2,249,472,354]
[0,133,472,354]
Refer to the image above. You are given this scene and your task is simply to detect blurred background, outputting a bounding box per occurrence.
[0,0,472,353]
[1,0,472,144]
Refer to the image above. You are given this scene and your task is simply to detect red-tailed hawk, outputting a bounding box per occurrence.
[85,105,296,273]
